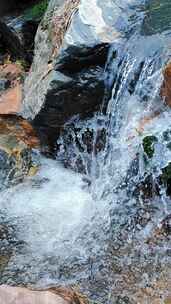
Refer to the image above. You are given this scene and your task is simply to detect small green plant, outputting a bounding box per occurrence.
[24,0,49,21]
[143,135,158,158]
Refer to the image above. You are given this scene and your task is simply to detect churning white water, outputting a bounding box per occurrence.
[0,156,111,296]
[0,157,98,272]
[0,158,93,252]
[1,0,171,302]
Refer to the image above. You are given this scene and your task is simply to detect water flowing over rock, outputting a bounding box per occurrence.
[22,0,121,149]
[1,1,171,303]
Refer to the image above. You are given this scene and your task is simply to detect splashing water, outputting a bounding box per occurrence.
[1,0,171,303]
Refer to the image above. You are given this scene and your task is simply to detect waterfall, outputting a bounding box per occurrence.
[0,1,171,303]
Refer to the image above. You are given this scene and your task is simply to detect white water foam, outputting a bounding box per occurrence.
[0,157,96,261]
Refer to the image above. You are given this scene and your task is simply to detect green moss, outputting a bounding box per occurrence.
[143,135,158,158]
[142,0,171,35]
[24,0,49,21]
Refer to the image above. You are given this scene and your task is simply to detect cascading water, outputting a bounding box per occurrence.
[0,0,171,303]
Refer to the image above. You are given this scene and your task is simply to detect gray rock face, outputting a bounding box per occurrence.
[22,0,123,149]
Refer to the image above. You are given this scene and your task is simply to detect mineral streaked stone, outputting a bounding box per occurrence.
[161,61,171,106]
[0,285,88,304]
[0,115,39,189]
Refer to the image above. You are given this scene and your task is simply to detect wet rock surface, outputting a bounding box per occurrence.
[0,63,24,114]
[0,1,171,303]
[22,0,120,150]
[57,116,107,173]
[161,61,171,107]
[0,224,14,275]
[0,115,39,190]
[21,20,39,65]
[0,285,89,303]
[0,0,42,16]
[0,20,24,61]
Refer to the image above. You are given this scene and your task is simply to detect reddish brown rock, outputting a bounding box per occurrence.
[0,285,87,304]
[0,63,23,83]
[0,63,24,114]
[161,61,171,106]
[0,115,39,189]
[0,83,22,114]
[0,115,39,149]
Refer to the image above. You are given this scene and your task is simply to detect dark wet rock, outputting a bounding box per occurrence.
[0,79,10,92]
[22,0,120,151]
[146,214,171,248]
[159,214,171,236]
[161,130,171,154]
[134,174,160,201]
[159,162,171,197]
[21,20,39,65]
[162,129,171,142]
[33,65,106,151]
[57,117,107,173]
[0,0,41,16]
[0,21,24,60]
[0,115,39,190]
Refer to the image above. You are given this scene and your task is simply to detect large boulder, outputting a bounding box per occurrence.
[0,285,87,304]
[22,0,121,149]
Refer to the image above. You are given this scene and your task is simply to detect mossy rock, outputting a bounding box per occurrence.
[142,135,158,158]
[24,0,49,21]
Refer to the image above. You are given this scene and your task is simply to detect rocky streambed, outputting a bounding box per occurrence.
[0,0,171,303]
